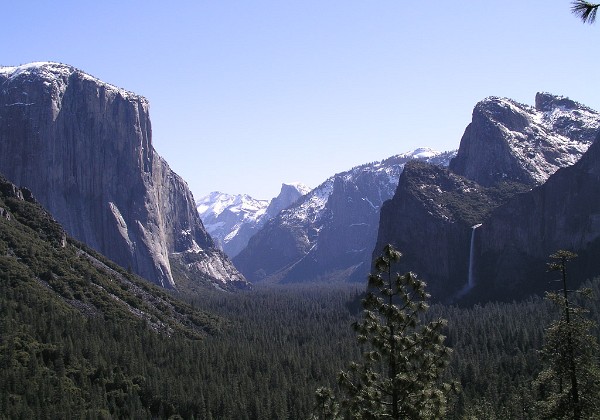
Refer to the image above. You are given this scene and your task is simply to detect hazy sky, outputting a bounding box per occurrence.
[3,1,599,199]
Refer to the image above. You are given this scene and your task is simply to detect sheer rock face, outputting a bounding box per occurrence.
[476,133,600,299]
[373,161,517,299]
[449,93,599,187]
[0,62,246,289]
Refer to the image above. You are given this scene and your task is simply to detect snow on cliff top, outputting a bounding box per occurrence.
[284,182,312,196]
[478,94,599,184]
[399,147,439,160]
[0,62,142,102]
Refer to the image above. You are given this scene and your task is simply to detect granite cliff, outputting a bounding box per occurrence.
[0,62,247,289]
[374,161,529,298]
[475,131,600,299]
[374,93,599,301]
[449,93,598,186]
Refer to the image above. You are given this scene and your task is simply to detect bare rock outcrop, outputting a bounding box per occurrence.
[449,93,599,187]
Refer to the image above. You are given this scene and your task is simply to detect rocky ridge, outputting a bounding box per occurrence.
[449,92,598,187]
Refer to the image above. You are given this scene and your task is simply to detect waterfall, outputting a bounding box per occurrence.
[467,223,482,289]
[453,223,483,300]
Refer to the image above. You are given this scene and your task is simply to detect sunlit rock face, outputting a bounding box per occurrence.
[0,62,247,289]
[450,93,599,187]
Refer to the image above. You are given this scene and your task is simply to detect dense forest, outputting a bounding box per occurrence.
[4,255,600,419]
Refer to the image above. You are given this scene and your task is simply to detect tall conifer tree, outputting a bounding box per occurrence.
[315,245,454,419]
[534,251,600,419]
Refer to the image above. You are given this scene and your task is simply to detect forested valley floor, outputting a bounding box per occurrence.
[4,270,600,419]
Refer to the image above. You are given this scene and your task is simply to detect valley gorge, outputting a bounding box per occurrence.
[1,62,599,302]
[2,63,600,419]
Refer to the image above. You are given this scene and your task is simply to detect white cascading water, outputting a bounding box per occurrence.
[467,224,483,289]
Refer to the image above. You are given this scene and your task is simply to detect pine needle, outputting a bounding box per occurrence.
[571,1,600,24]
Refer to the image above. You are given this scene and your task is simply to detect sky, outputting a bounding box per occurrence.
[2,1,599,200]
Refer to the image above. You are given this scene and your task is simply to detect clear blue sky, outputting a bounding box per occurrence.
[2,1,599,199]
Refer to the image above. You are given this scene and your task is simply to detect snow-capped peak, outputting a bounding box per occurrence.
[283,182,311,196]
[400,147,440,160]
[280,148,455,227]
[455,93,600,186]
[197,192,268,222]
[196,183,310,258]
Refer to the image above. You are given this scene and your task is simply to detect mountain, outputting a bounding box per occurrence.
[449,92,598,187]
[265,182,312,221]
[374,93,600,302]
[197,183,310,258]
[197,192,269,257]
[233,149,456,284]
[0,62,247,290]
[0,174,223,337]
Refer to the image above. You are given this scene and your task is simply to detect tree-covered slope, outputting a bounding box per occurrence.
[0,174,226,417]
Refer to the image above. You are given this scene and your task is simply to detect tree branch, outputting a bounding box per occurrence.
[572,1,600,24]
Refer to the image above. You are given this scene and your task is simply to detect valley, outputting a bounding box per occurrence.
[1,61,600,418]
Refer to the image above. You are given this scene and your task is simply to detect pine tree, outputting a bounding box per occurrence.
[534,250,600,419]
[319,244,455,419]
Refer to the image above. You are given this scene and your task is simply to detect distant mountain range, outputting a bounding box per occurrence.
[211,92,600,301]
[197,183,310,258]
[232,148,456,284]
